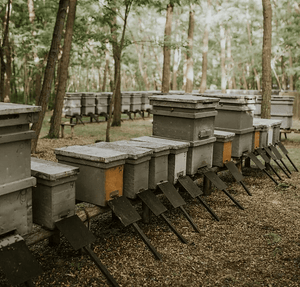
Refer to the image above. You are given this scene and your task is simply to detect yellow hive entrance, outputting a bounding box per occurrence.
[254,131,260,149]
[223,142,232,163]
[105,165,124,201]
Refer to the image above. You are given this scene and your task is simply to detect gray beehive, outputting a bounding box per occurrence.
[118,139,171,189]
[95,92,111,115]
[131,136,190,184]
[140,92,152,111]
[252,120,269,149]
[150,94,219,142]
[213,130,235,167]
[64,93,82,116]
[186,137,216,175]
[129,92,143,112]
[31,157,79,230]
[120,93,131,112]
[253,118,282,145]
[0,177,36,236]
[81,93,96,115]
[0,103,41,185]
[55,145,128,206]
[92,141,152,198]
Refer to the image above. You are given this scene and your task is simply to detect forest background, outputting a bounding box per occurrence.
[0,0,298,147]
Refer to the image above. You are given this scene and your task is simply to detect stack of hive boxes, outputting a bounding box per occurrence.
[63,92,82,116]
[95,92,111,116]
[81,92,96,116]
[0,103,40,236]
[149,94,219,175]
[196,92,256,158]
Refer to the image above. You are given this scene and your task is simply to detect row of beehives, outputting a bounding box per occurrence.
[0,93,284,238]
[63,91,157,117]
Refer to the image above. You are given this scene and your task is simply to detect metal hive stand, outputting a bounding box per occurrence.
[107,196,162,261]
[276,141,298,172]
[0,233,43,286]
[55,215,119,287]
[177,176,220,221]
[157,181,200,233]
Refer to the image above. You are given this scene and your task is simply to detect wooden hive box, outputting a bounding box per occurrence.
[117,139,171,190]
[55,145,128,206]
[0,103,40,185]
[0,177,36,236]
[92,142,152,198]
[253,118,282,146]
[120,93,131,112]
[252,120,269,149]
[213,130,235,167]
[31,157,79,230]
[131,136,190,184]
[150,94,219,142]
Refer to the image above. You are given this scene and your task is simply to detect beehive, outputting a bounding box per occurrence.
[0,177,35,236]
[63,93,82,116]
[252,120,269,149]
[186,137,216,175]
[212,130,235,167]
[140,92,152,111]
[92,142,152,198]
[253,118,282,145]
[150,94,219,142]
[130,92,142,112]
[55,145,127,206]
[31,157,79,230]
[117,139,171,189]
[81,93,96,115]
[95,92,111,115]
[131,136,190,184]
[0,103,41,185]
[120,93,131,112]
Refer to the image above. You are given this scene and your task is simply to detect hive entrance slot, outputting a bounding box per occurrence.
[0,234,43,286]
[55,215,119,287]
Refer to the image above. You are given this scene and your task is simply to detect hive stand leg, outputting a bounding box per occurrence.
[239,181,252,196]
[285,154,299,172]
[131,222,162,261]
[244,157,251,168]
[267,163,282,180]
[263,169,279,185]
[71,125,74,138]
[280,159,292,175]
[61,125,65,138]
[202,175,212,196]
[84,246,120,287]
[48,229,61,246]
[160,214,188,244]
[179,206,200,233]
[222,189,244,210]
[142,201,151,224]
[196,196,220,221]
[24,280,35,287]
[274,160,291,178]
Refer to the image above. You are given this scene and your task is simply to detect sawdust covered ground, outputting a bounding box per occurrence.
[1,136,300,287]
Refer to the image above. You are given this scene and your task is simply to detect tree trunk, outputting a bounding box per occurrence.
[281,56,286,90]
[161,3,174,93]
[226,28,233,90]
[31,0,69,153]
[261,0,272,119]
[289,49,293,90]
[0,0,11,102]
[4,31,11,102]
[185,3,194,93]
[48,0,77,139]
[102,40,110,92]
[220,24,226,93]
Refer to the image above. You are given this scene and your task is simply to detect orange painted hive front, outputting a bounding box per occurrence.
[55,145,128,207]
[213,130,235,167]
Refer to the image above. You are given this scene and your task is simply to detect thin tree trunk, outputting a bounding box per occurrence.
[0,0,11,102]
[289,49,293,90]
[24,57,29,104]
[199,0,211,93]
[281,56,286,90]
[226,28,233,90]
[261,0,272,119]
[185,3,194,93]
[161,3,174,93]
[4,31,11,102]
[220,24,226,93]
[247,18,261,90]
[31,0,68,153]
[49,0,77,139]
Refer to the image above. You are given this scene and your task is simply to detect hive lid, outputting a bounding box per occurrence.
[120,139,171,153]
[253,118,282,127]
[92,141,152,159]
[131,136,190,150]
[196,92,256,102]
[149,94,219,104]
[31,157,79,181]
[55,145,128,163]
[214,130,235,139]
[0,103,41,115]
[81,92,95,97]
